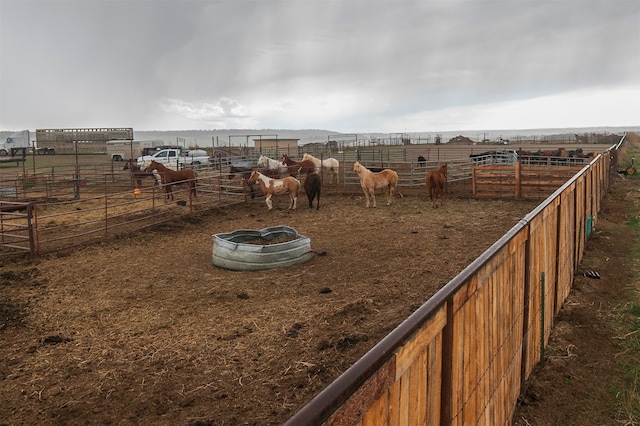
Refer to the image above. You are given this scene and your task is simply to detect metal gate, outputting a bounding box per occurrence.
[0,202,34,257]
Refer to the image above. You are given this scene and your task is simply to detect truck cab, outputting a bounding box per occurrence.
[151,149,179,161]
[136,148,210,170]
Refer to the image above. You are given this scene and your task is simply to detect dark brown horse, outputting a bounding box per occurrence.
[144,160,197,200]
[124,160,157,187]
[304,172,322,210]
[281,154,315,177]
[426,163,447,208]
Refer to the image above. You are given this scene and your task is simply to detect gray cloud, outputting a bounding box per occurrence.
[1,0,638,132]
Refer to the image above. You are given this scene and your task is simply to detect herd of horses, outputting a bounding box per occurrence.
[123,154,448,210]
[516,147,598,165]
[121,143,605,211]
[469,147,598,166]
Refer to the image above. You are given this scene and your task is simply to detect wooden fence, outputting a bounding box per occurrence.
[283,139,619,425]
[472,162,586,199]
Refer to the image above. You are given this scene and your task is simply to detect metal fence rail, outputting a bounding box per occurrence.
[0,149,608,258]
[0,177,247,257]
[0,202,33,255]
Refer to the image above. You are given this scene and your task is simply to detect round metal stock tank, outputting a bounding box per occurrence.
[212,226,313,271]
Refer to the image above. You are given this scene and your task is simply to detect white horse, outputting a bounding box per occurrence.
[257,155,288,175]
[302,153,340,184]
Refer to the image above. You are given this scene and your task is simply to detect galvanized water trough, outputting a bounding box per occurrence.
[212,225,313,271]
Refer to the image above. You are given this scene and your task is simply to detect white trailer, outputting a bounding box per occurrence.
[1,130,32,156]
[107,140,164,161]
[1,130,57,156]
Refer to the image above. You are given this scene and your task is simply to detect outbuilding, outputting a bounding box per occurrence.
[253,138,299,157]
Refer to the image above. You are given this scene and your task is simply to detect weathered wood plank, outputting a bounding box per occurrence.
[394,306,447,379]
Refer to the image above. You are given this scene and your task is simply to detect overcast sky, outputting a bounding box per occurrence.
[1,0,639,133]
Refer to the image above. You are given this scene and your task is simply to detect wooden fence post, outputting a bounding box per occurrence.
[520,221,532,392]
[471,166,476,195]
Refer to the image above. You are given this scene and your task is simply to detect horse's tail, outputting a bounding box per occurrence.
[293,177,302,194]
[390,171,399,189]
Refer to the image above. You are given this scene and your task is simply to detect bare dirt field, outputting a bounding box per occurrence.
[0,188,541,425]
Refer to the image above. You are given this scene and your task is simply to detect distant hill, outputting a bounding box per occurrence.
[133,129,345,148]
[133,126,640,148]
[1,126,637,148]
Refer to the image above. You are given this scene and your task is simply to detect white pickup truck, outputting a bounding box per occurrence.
[136,148,210,170]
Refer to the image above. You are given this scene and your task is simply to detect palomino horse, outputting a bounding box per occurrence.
[426,163,447,208]
[256,155,289,175]
[281,154,315,177]
[144,160,197,201]
[302,153,340,184]
[246,170,300,210]
[352,161,398,208]
[124,160,159,187]
[304,172,321,210]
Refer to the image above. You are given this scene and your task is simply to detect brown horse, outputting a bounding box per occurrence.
[281,154,316,177]
[426,163,447,208]
[304,172,321,210]
[352,161,398,208]
[124,160,158,187]
[246,170,300,210]
[144,160,197,200]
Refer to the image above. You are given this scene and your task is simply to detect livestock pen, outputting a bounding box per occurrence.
[0,138,624,424]
[0,146,610,258]
[0,166,249,257]
[283,139,619,424]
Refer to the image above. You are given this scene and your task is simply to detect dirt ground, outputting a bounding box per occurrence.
[513,173,640,426]
[0,171,636,425]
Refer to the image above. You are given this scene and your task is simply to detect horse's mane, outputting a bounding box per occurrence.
[148,160,168,171]
[282,155,315,174]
